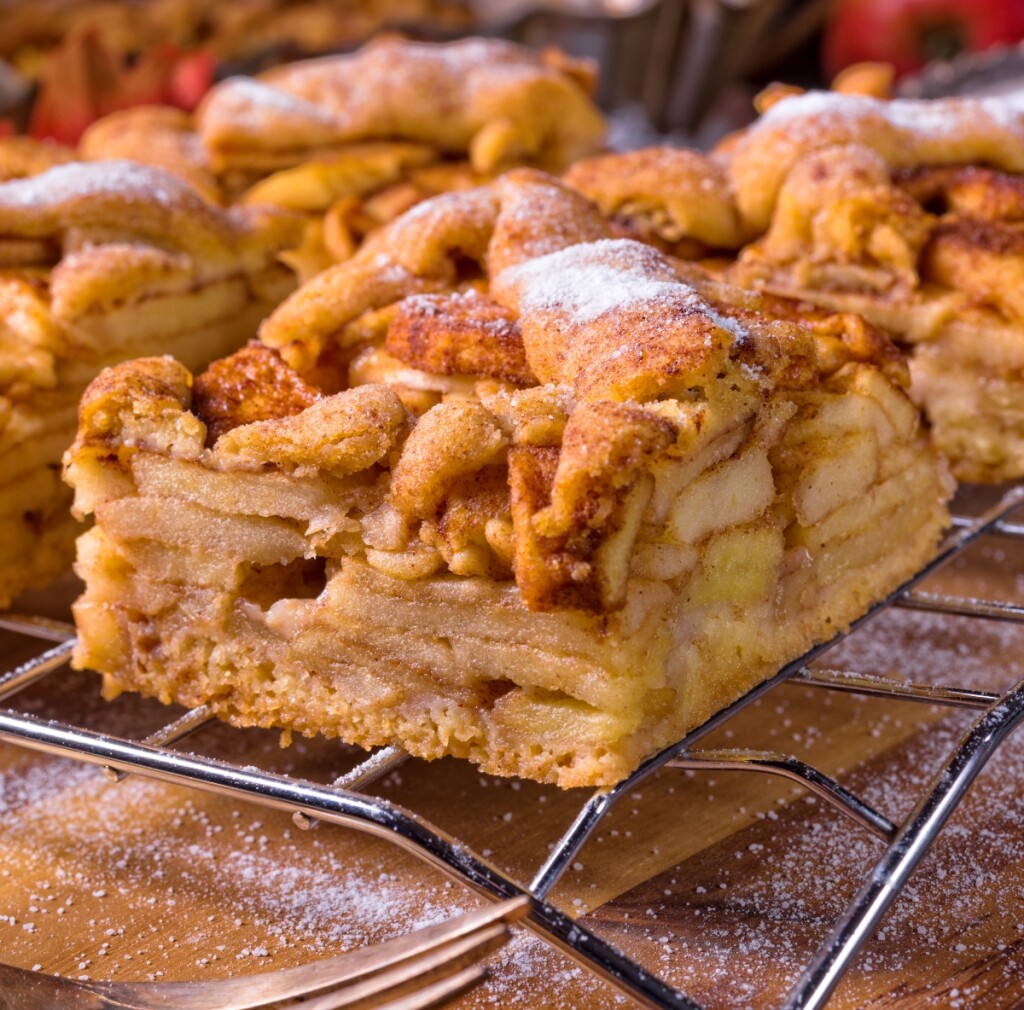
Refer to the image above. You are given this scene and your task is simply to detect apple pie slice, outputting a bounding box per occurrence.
[78,37,605,279]
[66,170,951,788]
[200,36,605,275]
[198,37,604,183]
[0,160,304,606]
[722,88,1024,482]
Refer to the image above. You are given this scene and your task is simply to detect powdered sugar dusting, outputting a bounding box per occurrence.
[978,90,1024,130]
[586,583,1024,1008]
[499,238,750,342]
[206,77,338,131]
[758,89,1024,140]
[0,160,193,212]
[757,90,876,127]
[266,36,544,115]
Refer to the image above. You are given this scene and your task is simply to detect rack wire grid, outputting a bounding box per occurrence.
[1,483,1023,1010]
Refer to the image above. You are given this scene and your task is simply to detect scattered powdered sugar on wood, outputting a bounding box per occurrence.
[0,763,453,947]
[0,743,613,1004]
[584,599,1024,1009]
[1,545,1022,1006]
[461,930,616,1008]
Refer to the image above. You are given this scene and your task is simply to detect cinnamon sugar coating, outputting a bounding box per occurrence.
[385,292,534,386]
[210,383,408,478]
[193,343,321,444]
[723,87,1024,481]
[259,169,608,372]
[70,355,206,467]
[922,218,1024,322]
[493,239,737,402]
[0,136,76,183]
[0,160,303,274]
[563,146,747,255]
[80,107,223,205]
[898,164,1024,222]
[722,90,1024,233]
[197,37,605,177]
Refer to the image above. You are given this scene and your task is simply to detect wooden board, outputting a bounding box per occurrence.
[1,498,1024,1009]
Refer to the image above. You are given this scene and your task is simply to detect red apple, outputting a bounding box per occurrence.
[168,49,215,111]
[28,29,216,143]
[824,0,1024,80]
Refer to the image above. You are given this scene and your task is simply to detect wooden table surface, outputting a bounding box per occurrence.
[2,489,1024,1010]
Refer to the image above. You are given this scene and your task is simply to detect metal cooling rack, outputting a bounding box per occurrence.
[2,484,1024,1010]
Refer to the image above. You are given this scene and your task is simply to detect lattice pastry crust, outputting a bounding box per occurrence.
[80,38,606,279]
[563,146,748,259]
[0,136,76,183]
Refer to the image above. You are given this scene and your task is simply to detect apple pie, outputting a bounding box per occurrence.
[66,169,952,787]
[197,37,604,185]
[1,0,472,70]
[0,159,303,607]
[200,36,605,275]
[78,37,606,278]
[722,88,1024,482]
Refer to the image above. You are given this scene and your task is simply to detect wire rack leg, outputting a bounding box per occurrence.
[782,674,1024,1010]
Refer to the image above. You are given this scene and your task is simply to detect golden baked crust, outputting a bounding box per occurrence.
[259,168,610,372]
[723,89,1024,481]
[0,160,304,606]
[563,146,747,257]
[67,170,952,787]
[0,136,76,182]
[722,90,1024,234]
[79,107,224,205]
[201,36,605,276]
[77,38,605,277]
[192,342,321,443]
[197,37,605,178]
[237,141,441,212]
[385,292,534,387]
[0,159,283,266]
